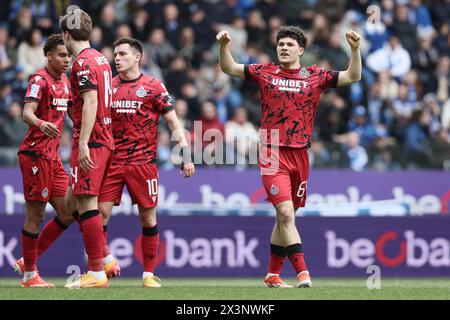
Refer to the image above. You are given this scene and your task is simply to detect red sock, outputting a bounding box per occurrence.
[80,210,104,272]
[103,225,110,258]
[37,217,68,256]
[142,225,159,273]
[22,230,38,272]
[268,244,286,275]
[287,244,307,273]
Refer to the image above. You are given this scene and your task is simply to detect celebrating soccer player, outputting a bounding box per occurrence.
[97,37,195,288]
[217,26,362,287]
[60,9,115,289]
[16,34,74,288]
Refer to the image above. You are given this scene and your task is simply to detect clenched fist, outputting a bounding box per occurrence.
[216,31,231,46]
[345,30,361,49]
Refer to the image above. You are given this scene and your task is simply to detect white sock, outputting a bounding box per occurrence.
[103,254,114,264]
[143,272,154,280]
[266,273,279,278]
[88,270,106,280]
[24,271,37,281]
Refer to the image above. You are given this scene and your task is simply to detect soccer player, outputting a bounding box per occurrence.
[16,34,74,288]
[60,9,115,288]
[217,26,362,287]
[98,37,195,287]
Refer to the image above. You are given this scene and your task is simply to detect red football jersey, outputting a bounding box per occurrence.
[245,63,338,148]
[69,47,114,150]
[111,74,174,165]
[19,67,71,160]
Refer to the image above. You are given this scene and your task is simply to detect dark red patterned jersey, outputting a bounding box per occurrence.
[245,63,338,148]
[69,47,114,150]
[111,73,175,165]
[19,67,71,160]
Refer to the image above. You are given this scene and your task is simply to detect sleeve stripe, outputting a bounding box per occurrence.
[161,105,175,114]
[24,97,40,103]
[78,85,98,93]
[331,71,339,88]
[244,65,250,80]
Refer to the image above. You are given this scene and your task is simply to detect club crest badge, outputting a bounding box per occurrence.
[299,67,310,79]
[270,184,279,196]
[41,188,48,198]
[136,86,147,98]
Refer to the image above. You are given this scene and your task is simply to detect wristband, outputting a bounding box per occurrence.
[36,119,43,128]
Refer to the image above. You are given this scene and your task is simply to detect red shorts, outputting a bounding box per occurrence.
[98,162,158,208]
[259,145,309,210]
[18,153,69,202]
[70,146,112,196]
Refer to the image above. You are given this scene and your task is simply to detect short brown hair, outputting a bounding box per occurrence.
[276,26,307,49]
[113,37,143,56]
[59,9,92,41]
[43,34,65,55]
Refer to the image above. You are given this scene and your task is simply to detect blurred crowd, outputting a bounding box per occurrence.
[0,0,449,170]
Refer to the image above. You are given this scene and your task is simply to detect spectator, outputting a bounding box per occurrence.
[165,56,190,97]
[246,9,267,48]
[175,99,192,131]
[193,101,225,164]
[162,3,183,48]
[130,9,151,42]
[158,129,175,169]
[0,83,13,118]
[347,106,377,149]
[404,109,431,168]
[17,28,46,78]
[410,0,434,36]
[391,2,417,53]
[225,107,258,168]
[90,26,104,51]
[98,2,118,45]
[0,101,28,148]
[144,28,176,69]
[0,25,15,71]
[334,131,369,171]
[10,6,33,45]
[366,35,411,80]
[322,28,349,71]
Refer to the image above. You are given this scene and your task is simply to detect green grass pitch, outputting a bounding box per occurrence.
[1,278,449,300]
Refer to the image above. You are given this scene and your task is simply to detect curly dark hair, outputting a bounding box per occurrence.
[43,34,65,55]
[276,26,308,49]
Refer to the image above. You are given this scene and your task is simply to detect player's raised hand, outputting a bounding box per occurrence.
[180,162,195,178]
[78,142,94,172]
[345,30,361,49]
[216,31,231,46]
[39,121,59,138]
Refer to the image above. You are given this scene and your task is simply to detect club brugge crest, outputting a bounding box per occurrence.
[299,67,310,79]
[270,184,279,196]
[136,86,147,98]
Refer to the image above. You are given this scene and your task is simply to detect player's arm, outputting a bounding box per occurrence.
[163,110,195,178]
[217,30,245,79]
[78,90,97,171]
[337,30,362,87]
[23,101,59,138]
